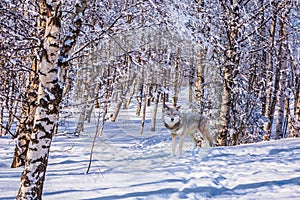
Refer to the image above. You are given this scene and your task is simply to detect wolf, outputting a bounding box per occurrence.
[162,105,214,156]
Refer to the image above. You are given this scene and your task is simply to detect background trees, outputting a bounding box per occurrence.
[193,0,300,145]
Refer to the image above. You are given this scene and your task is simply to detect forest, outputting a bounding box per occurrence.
[0,0,299,199]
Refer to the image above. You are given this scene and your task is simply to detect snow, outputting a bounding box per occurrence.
[64,39,73,47]
[1,105,300,199]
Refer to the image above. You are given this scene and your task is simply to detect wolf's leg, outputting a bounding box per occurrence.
[191,132,203,147]
[178,133,185,155]
[171,133,177,156]
[199,121,214,147]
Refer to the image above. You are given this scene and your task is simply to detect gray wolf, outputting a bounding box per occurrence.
[162,105,214,155]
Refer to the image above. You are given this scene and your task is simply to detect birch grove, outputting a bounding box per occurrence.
[0,0,299,198]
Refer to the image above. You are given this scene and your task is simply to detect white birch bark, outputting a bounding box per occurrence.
[0,76,5,136]
[151,85,160,132]
[172,48,181,106]
[294,85,300,137]
[217,68,232,146]
[139,84,148,135]
[275,5,289,139]
[17,1,87,199]
[17,1,62,198]
[217,0,239,146]
[195,51,204,106]
[263,1,280,140]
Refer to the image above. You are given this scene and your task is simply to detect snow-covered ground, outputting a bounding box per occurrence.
[1,104,300,200]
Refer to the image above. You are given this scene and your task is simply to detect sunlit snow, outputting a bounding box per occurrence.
[1,105,299,200]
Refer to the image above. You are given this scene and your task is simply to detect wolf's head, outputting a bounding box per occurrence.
[162,105,182,130]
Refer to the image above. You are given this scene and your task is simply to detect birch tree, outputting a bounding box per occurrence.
[274,1,290,139]
[214,0,239,146]
[11,0,87,199]
[263,0,282,140]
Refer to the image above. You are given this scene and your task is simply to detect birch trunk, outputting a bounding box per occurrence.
[0,99,3,136]
[99,39,112,136]
[11,0,46,167]
[290,51,299,137]
[139,84,148,135]
[4,72,17,135]
[75,102,87,135]
[275,93,285,139]
[111,73,136,122]
[189,49,195,103]
[74,68,92,135]
[0,74,6,136]
[125,79,136,109]
[172,48,180,106]
[195,51,204,106]
[285,96,294,138]
[263,1,279,140]
[293,83,300,137]
[161,68,169,111]
[259,0,268,115]
[17,1,62,197]
[11,64,38,167]
[217,67,232,146]
[217,0,239,146]
[99,67,110,136]
[17,1,86,198]
[136,63,144,116]
[275,6,289,139]
[151,86,160,131]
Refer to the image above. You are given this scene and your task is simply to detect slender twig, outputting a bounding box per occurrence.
[86,108,103,175]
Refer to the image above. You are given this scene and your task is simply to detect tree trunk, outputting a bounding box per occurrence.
[0,75,5,136]
[11,0,46,167]
[195,50,204,108]
[217,67,232,146]
[4,72,18,136]
[217,0,239,146]
[259,0,268,115]
[111,73,136,122]
[189,48,195,103]
[263,1,279,140]
[140,84,148,135]
[151,86,160,131]
[275,5,289,139]
[0,101,3,137]
[17,1,87,199]
[161,68,169,111]
[172,48,181,106]
[285,95,294,138]
[125,79,136,109]
[17,1,62,197]
[293,78,300,137]
[11,61,39,167]
[275,93,285,139]
[75,102,88,135]
[136,62,144,116]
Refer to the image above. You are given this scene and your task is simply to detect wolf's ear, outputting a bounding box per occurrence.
[164,104,170,111]
[176,105,181,111]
